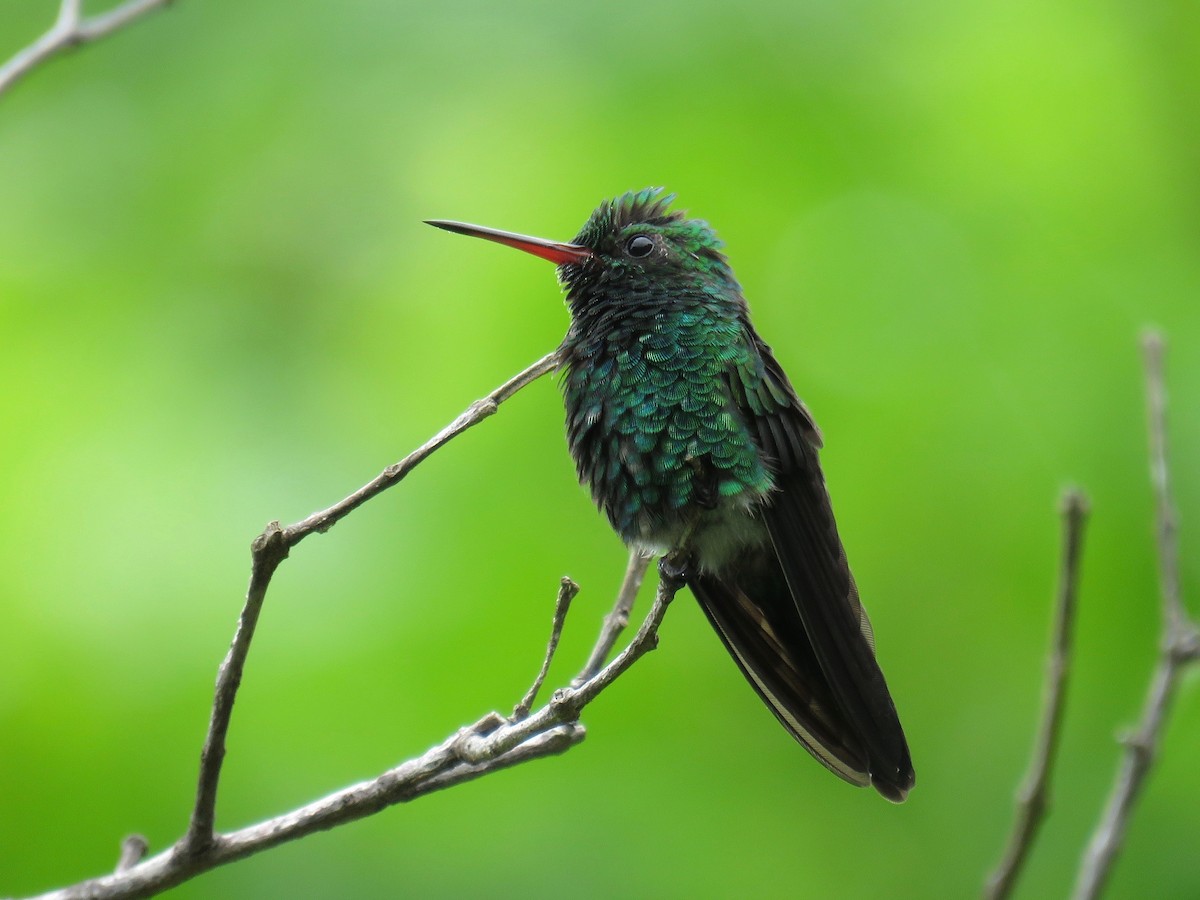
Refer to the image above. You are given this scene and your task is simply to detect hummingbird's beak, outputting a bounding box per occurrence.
[425,219,592,266]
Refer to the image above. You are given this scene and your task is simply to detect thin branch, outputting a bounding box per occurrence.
[455,569,682,765]
[181,351,559,854]
[182,524,289,853]
[514,577,580,718]
[1073,332,1200,900]
[572,549,652,687]
[1143,332,1187,632]
[283,350,560,545]
[114,837,147,875]
[0,0,174,100]
[985,489,1090,899]
[75,0,170,39]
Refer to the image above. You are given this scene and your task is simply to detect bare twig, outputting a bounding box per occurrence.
[114,837,147,875]
[1143,333,1188,632]
[182,524,288,853]
[455,571,682,765]
[985,489,1090,899]
[514,577,580,718]
[21,350,690,900]
[0,0,174,99]
[573,549,652,686]
[283,350,560,543]
[181,350,559,855]
[1073,332,1200,899]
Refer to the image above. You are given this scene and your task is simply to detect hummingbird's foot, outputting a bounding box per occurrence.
[658,550,693,588]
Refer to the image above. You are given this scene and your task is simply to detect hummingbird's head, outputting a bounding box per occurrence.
[558,188,737,313]
[426,188,741,319]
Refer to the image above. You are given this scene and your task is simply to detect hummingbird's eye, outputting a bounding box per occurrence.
[625,235,655,258]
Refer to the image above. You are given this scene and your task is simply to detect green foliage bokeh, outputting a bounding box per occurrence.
[2,1,1198,897]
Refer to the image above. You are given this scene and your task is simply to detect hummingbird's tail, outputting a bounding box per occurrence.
[688,493,914,802]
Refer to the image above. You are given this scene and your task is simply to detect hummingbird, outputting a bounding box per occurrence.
[427,188,914,802]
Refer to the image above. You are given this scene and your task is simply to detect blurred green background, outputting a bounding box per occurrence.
[2,1,1198,897]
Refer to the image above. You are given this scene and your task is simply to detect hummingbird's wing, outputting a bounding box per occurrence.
[708,333,914,802]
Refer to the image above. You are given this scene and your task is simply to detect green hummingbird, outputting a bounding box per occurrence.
[427,188,914,802]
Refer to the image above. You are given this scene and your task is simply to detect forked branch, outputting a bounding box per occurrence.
[0,0,175,99]
[986,332,1198,900]
[182,350,559,855]
[1073,333,1200,899]
[19,352,685,900]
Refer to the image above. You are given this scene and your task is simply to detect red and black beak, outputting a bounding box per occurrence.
[425,219,592,266]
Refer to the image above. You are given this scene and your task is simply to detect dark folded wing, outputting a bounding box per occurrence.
[727,331,914,801]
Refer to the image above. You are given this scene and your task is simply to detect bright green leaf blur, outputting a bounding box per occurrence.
[2,1,1198,897]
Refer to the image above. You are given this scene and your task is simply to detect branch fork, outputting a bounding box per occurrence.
[20,353,684,900]
[987,332,1199,900]
[0,0,176,99]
